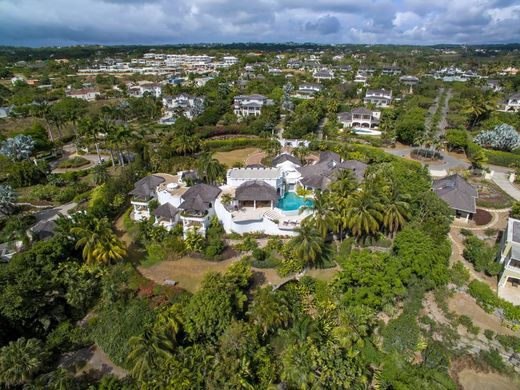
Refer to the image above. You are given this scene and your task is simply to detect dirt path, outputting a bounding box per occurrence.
[59,345,128,378]
[458,369,519,390]
[448,292,517,336]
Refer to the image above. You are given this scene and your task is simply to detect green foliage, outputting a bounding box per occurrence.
[450,262,470,287]
[445,128,468,151]
[495,334,520,352]
[463,235,500,276]
[512,201,520,219]
[56,156,90,169]
[0,337,49,387]
[395,106,426,144]
[90,298,156,368]
[468,280,520,322]
[457,315,480,335]
[479,348,507,373]
[484,148,520,167]
[45,321,91,353]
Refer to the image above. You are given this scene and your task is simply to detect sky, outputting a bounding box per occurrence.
[1,0,520,47]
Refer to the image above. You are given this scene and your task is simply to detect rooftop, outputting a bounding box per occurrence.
[227,167,281,180]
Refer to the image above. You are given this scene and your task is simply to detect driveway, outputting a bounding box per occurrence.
[383,147,469,171]
[35,202,78,222]
[491,171,520,200]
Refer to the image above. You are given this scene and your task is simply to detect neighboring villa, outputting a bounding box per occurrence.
[65,87,100,101]
[497,217,520,305]
[337,108,381,129]
[127,82,162,98]
[501,93,520,112]
[162,94,205,120]
[364,89,393,107]
[233,95,274,117]
[313,69,334,81]
[432,174,477,222]
[399,75,419,86]
[381,66,402,76]
[293,83,323,99]
[129,152,367,237]
[354,71,368,86]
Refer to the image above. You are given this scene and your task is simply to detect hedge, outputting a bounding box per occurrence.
[203,138,272,152]
[468,280,520,323]
[484,149,520,167]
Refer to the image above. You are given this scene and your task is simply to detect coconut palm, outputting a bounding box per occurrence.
[0,337,48,387]
[196,152,226,185]
[78,117,102,163]
[247,288,291,337]
[300,190,334,238]
[92,164,109,185]
[71,216,126,265]
[345,189,384,240]
[128,328,175,382]
[383,186,410,237]
[291,223,326,268]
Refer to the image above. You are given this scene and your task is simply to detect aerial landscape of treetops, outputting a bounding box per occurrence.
[3,28,520,390]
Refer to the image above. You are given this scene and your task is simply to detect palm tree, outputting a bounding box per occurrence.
[127,328,175,382]
[173,134,200,156]
[196,152,225,185]
[33,101,55,143]
[383,186,410,237]
[464,94,496,129]
[345,189,384,240]
[247,288,291,337]
[291,224,326,268]
[0,337,48,387]
[92,164,109,185]
[96,117,117,166]
[300,190,334,238]
[78,117,102,163]
[71,216,127,265]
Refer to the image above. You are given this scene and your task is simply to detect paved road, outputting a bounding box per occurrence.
[383,147,470,171]
[491,171,520,200]
[35,202,78,222]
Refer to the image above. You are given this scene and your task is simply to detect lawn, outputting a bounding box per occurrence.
[472,179,514,209]
[213,147,261,167]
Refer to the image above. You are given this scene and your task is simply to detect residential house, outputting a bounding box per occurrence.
[485,80,502,93]
[178,184,221,237]
[162,94,205,119]
[501,93,520,112]
[293,83,323,99]
[222,56,238,65]
[497,217,520,305]
[128,82,162,98]
[354,72,368,86]
[432,174,477,221]
[382,66,402,76]
[65,87,100,101]
[364,89,393,107]
[313,69,334,81]
[399,75,419,86]
[233,94,273,117]
[337,108,381,129]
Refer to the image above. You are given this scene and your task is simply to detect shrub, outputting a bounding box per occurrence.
[252,248,267,262]
[450,262,470,287]
[512,201,520,219]
[236,236,258,252]
[468,280,500,313]
[495,335,520,352]
[484,149,520,167]
[457,315,480,335]
[479,348,507,372]
[484,329,495,340]
[463,235,499,275]
[474,124,520,152]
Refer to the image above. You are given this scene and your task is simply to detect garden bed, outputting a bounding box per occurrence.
[56,156,90,169]
[474,209,493,226]
[473,179,514,209]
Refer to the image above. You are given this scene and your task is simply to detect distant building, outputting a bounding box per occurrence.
[501,93,520,112]
[399,75,419,86]
[313,69,334,81]
[233,94,273,117]
[293,83,323,99]
[128,82,162,98]
[337,108,381,129]
[162,94,205,120]
[381,66,402,76]
[65,87,100,101]
[364,89,393,107]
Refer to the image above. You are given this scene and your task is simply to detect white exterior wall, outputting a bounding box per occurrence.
[157,190,183,208]
[215,199,298,236]
[227,176,282,189]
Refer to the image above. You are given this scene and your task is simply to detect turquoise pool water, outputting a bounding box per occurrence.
[277,192,313,211]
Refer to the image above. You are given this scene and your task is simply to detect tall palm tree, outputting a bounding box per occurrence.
[247,288,291,337]
[300,190,334,238]
[196,152,225,185]
[345,189,384,240]
[291,224,326,268]
[383,186,410,237]
[71,216,126,265]
[78,117,102,163]
[33,101,55,143]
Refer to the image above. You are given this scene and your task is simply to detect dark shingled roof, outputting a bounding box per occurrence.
[319,151,341,164]
[179,194,207,213]
[153,203,179,219]
[31,220,56,240]
[351,107,373,115]
[272,153,301,167]
[335,160,368,181]
[300,175,332,190]
[181,183,221,203]
[433,174,477,213]
[129,175,165,198]
[246,163,264,169]
[235,181,279,202]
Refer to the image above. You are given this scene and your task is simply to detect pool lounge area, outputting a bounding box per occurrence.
[277,192,313,212]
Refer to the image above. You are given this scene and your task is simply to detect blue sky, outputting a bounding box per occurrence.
[1,0,520,47]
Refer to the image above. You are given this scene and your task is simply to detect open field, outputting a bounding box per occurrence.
[213,147,261,167]
[458,369,519,390]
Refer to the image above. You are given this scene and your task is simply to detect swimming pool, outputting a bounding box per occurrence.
[352,128,382,136]
[277,192,313,212]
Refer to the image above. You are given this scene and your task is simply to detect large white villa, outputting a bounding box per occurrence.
[129,152,367,237]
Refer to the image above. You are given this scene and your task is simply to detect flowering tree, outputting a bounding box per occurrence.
[474,124,520,151]
[0,135,35,161]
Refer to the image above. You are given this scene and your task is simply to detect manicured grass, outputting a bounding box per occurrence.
[213,147,260,167]
[473,179,514,209]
